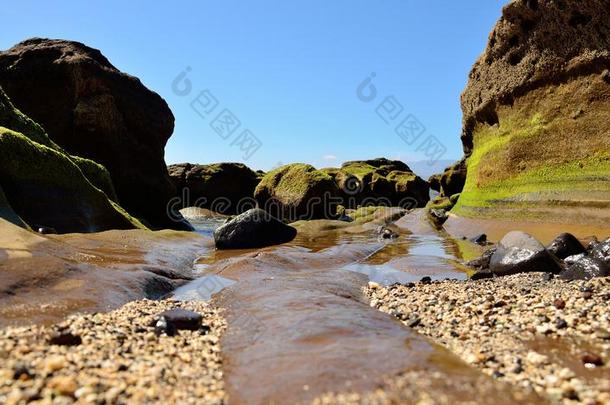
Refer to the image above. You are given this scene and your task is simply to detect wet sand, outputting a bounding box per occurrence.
[0,219,210,326]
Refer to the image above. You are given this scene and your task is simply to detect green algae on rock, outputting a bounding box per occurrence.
[0,128,145,233]
[455,0,610,226]
[254,163,340,221]
[0,38,190,230]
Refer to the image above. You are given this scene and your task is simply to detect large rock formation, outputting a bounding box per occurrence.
[0,87,144,233]
[168,162,261,214]
[455,0,610,226]
[0,38,191,230]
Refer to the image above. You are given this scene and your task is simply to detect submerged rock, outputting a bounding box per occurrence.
[560,257,609,281]
[0,38,190,230]
[214,208,297,249]
[489,231,563,276]
[546,233,586,260]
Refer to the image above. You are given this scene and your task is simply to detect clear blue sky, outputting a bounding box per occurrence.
[2,1,505,172]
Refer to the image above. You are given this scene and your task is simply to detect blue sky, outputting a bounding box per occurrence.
[2,1,505,172]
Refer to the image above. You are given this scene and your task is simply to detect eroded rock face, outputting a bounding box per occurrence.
[214,208,297,249]
[0,38,191,230]
[560,256,609,281]
[168,163,261,215]
[455,0,610,225]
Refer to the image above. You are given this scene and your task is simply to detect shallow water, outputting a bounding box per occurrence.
[175,210,534,403]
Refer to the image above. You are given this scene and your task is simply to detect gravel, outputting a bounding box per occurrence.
[0,299,225,404]
[366,274,610,404]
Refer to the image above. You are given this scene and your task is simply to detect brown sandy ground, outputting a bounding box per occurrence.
[366,274,610,404]
[0,300,225,404]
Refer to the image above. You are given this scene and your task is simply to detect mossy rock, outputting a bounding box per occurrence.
[254,163,340,221]
[0,127,145,233]
[428,174,442,193]
[440,159,467,197]
[427,196,454,211]
[0,87,119,202]
[168,162,260,214]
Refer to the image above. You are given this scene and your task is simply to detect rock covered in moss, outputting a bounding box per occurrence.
[254,164,340,221]
[168,162,260,214]
[428,174,441,193]
[0,88,144,233]
[0,38,190,230]
[336,159,429,208]
[455,0,610,225]
[439,159,467,197]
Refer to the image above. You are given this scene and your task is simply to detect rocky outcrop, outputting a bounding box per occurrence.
[214,208,297,249]
[439,159,467,198]
[0,38,191,230]
[168,163,261,215]
[323,158,429,208]
[455,0,610,226]
[255,164,340,221]
[0,87,144,233]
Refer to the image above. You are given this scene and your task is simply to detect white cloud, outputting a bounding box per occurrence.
[322,154,337,162]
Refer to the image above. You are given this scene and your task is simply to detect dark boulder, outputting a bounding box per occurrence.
[214,208,297,249]
[560,257,609,281]
[547,233,586,260]
[168,162,260,214]
[489,231,564,276]
[0,38,190,230]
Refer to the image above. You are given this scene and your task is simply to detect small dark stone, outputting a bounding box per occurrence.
[154,316,177,336]
[512,364,524,374]
[420,276,432,284]
[47,330,82,346]
[493,300,507,308]
[407,316,421,328]
[553,298,566,309]
[491,371,504,379]
[538,315,550,323]
[378,227,399,240]
[404,282,415,288]
[602,69,610,84]
[13,365,33,380]
[582,291,593,299]
[469,234,488,245]
[117,364,129,371]
[36,226,58,235]
[555,318,568,329]
[582,352,604,366]
[158,308,203,331]
[542,272,554,281]
[428,208,448,228]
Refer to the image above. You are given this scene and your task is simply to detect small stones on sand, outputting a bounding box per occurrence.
[0,299,226,404]
[366,273,610,404]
